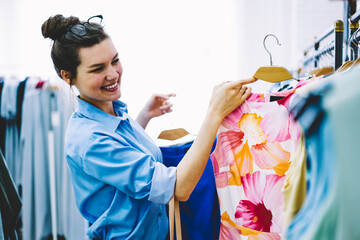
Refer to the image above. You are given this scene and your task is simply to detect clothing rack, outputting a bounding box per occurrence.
[303,43,335,68]
[303,27,333,57]
[302,20,344,71]
[0,76,87,239]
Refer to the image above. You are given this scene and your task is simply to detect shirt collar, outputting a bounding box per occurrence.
[76,97,129,132]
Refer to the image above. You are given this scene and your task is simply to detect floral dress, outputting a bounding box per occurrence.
[210,79,310,239]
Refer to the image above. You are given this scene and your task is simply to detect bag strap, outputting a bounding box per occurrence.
[169,196,182,240]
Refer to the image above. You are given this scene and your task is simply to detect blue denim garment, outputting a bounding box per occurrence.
[65,97,176,240]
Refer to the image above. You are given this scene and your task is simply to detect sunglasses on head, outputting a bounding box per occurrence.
[63,15,104,39]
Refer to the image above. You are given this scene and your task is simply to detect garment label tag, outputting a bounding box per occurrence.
[51,111,60,127]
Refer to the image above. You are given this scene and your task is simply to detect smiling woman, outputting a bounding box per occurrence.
[41,13,255,240]
[64,38,123,116]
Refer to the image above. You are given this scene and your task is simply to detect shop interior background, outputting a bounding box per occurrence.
[0,0,345,138]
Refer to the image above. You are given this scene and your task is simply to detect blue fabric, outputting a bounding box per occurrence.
[160,140,220,240]
[0,78,5,156]
[65,97,177,240]
[0,77,21,187]
[285,84,337,240]
[0,76,27,188]
[269,78,300,93]
[21,79,86,240]
[292,67,360,239]
[0,211,3,240]
[21,80,52,240]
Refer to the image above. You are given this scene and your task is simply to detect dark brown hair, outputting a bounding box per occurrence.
[41,14,109,84]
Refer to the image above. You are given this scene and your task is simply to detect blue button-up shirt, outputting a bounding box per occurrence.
[65,97,177,240]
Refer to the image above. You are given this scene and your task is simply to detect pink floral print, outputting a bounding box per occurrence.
[211,83,305,239]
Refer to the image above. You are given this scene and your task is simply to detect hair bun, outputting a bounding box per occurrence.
[41,14,80,41]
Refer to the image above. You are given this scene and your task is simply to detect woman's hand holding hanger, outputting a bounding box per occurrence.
[175,77,257,201]
[207,78,257,124]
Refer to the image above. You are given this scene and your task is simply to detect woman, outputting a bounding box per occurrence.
[41,14,256,240]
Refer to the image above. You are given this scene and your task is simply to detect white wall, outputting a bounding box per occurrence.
[0,0,347,138]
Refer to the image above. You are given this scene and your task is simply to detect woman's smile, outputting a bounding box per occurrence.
[102,81,119,92]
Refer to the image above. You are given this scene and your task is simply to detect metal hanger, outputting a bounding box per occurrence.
[348,28,360,69]
[253,34,293,83]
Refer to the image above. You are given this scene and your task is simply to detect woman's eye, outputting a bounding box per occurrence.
[112,58,120,64]
[90,67,103,73]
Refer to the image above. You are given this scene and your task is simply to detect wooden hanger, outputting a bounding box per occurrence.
[307,44,335,77]
[253,34,293,83]
[349,56,360,69]
[309,66,334,76]
[336,60,354,73]
[157,128,190,141]
[354,57,360,66]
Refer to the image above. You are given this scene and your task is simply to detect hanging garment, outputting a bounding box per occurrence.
[280,132,307,231]
[0,211,3,240]
[0,78,4,156]
[210,79,315,239]
[15,78,27,137]
[20,78,86,240]
[286,66,360,240]
[0,77,22,187]
[269,78,300,93]
[312,65,360,240]
[160,140,220,240]
[285,80,336,240]
[0,149,22,240]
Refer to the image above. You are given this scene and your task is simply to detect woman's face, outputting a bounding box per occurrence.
[74,38,123,114]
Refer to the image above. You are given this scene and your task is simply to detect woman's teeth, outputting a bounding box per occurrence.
[104,82,117,90]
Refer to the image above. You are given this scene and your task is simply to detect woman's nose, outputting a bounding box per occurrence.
[105,66,118,81]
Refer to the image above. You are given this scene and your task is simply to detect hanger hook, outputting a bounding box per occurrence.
[263,34,281,66]
[348,28,360,60]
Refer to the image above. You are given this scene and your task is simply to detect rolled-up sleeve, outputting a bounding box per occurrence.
[80,132,176,204]
[148,162,177,204]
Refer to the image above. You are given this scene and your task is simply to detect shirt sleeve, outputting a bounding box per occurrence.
[148,162,176,204]
[81,132,176,204]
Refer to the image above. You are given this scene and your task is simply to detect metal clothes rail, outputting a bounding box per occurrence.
[303,20,344,71]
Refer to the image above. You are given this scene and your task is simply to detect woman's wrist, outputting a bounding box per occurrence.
[204,109,223,129]
[136,110,151,129]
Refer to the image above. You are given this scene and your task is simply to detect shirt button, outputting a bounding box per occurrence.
[158,212,162,217]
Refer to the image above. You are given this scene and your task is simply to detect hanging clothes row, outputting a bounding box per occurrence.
[301,20,344,76]
[0,76,27,189]
[0,76,87,240]
[210,63,360,239]
[210,10,360,238]
[283,8,360,238]
[285,58,360,240]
